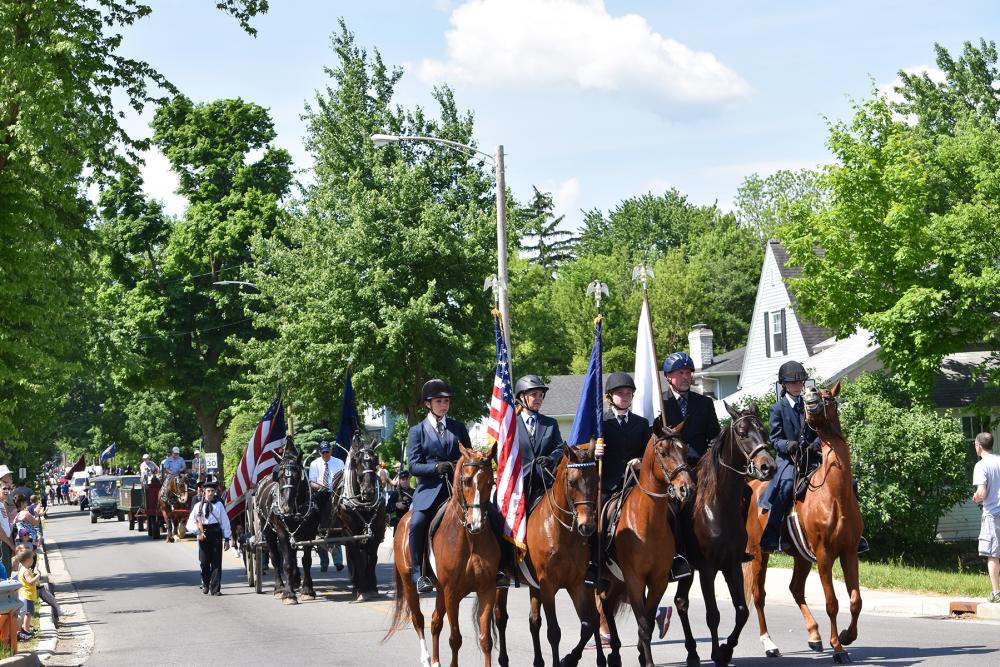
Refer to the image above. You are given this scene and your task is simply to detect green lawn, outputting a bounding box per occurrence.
[767,541,990,598]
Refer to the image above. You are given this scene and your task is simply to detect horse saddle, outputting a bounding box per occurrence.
[423,501,452,578]
[601,485,635,558]
[794,447,822,501]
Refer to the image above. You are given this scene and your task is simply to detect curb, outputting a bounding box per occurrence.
[35,535,93,664]
[976,602,1000,620]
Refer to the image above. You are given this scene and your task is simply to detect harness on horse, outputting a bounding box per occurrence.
[263,461,316,543]
[160,474,188,512]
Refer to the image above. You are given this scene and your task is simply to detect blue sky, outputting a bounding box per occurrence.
[118,0,998,228]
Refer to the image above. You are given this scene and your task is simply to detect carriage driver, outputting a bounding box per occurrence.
[514,375,563,505]
[161,447,186,477]
[407,379,515,594]
[762,361,869,554]
[309,441,344,532]
[139,454,159,483]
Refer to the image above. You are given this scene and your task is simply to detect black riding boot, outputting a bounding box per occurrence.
[852,479,870,553]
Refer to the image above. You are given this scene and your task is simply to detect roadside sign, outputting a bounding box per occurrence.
[18,468,25,480]
[204,453,218,472]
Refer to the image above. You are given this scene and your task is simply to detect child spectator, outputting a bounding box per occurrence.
[13,495,38,548]
[13,546,39,641]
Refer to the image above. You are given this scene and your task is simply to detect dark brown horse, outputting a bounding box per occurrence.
[387,444,500,667]
[744,381,863,664]
[158,473,189,543]
[495,444,602,667]
[673,403,775,667]
[331,435,386,601]
[601,424,694,667]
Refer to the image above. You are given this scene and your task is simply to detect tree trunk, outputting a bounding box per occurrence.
[192,401,232,480]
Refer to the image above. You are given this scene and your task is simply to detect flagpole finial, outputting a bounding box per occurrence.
[483,274,501,307]
[631,265,654,290]
[346,355,354,367]
[586,280,609,315]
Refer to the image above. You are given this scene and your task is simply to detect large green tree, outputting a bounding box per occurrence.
[735,169,824,243]
[521,186,576,272]
[779,40,1000,394]
[242,22,498,426]
[96,96,292,469]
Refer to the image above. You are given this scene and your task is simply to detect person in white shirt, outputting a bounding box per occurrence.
[190,449,207,484]
[186,480,231,595]
[973,432,1000,603]
[139,454,159,483]
[309,441,343,524]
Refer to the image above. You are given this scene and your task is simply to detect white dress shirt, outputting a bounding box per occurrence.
[309,456,344,491]
[186,499,232,539]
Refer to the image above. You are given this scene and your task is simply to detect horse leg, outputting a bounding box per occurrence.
[301,547,315,600]
[817,556,849,663]
[719,562,749,666]
[674,572,700,666]
[280,536,298,604]
[162,510,173,542]
[623,573,654,667]
[564,584,606,667]
[528,587,544,667]
[445,591,463,667]
[747,549,780,656]
[601,585,625,667]
[494,588,510,667]
[431,593,445,667]
[789,554,822,650]
[540,585,562,667]
[396,523,432,667]
[476,587,495,667]
[698,568,723,667]
[838,553,862,647]
[265,530,283,597]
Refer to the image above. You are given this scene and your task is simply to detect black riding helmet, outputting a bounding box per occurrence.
[777,361,808,383]
[514,375,549,398]
[421,378,453,401]
[605,371,636,394]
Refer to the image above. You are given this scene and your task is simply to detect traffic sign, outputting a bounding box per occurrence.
[204,452,218,472]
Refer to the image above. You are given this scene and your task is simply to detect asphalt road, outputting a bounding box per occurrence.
[42,503,1000,666]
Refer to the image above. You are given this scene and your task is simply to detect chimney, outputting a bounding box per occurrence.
[688,323,714,371]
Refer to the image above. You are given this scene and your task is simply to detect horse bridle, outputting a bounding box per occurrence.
[546,460,597,532]
[162,475,188,510]
[273,460,315,530]
[341,446,382,510]
[455,458,492,531]
[633,436,691,500]
[717,414,770,479]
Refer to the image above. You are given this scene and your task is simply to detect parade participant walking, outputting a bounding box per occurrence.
[186,481,231,595]
[514,375,564,504]
[161,447,186,476]
[973,432,1000,603]
[139,454,159,483]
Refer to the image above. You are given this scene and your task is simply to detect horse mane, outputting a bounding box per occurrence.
[695,430,725,512]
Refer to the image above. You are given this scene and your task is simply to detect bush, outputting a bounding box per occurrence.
[838,372,968,547]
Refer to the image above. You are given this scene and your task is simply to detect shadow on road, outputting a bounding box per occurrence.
[52,534,146,552]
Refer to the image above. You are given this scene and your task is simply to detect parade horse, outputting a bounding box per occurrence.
[674,403,775,667]
[494,444,602,667]
[601,424,695,667]
[331,435,386,601]
[158,473,190,543]
[386,444,500,667]
[744,381,863,664]
[254,441,319,605]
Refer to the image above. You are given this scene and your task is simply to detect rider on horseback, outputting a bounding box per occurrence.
[585,371,650,588]
[514,374,563,508]
[407,378,515,594]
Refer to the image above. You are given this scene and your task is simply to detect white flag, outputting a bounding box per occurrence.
[633,296,661,426]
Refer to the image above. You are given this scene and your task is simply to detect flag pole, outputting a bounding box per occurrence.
[632,265,669,431]
[586,279,609,593]
[484,274,512,380]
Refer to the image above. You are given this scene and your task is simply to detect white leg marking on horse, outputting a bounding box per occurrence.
[761,633,780,655]
[419,638,431,667]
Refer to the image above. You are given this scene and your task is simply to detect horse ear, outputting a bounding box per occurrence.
[458,443,471,460]
[749,400,759,415]
[564,443,578,462]
[724,401,739,421]
[673,420,686,434]
[487,442,497,462]
[831,380,842,397]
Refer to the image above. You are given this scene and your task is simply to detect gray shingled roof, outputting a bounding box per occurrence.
[697,345,745,375]
[769,241,833,356]
[929,350,1000,408]
[542,373,637,418]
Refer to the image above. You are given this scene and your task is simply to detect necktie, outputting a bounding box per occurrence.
[794,397,804,414]
[678,394,688,419]
[527,414,537,436]
[437,419,446,438]
[617,414,626,427]
[322,462,330,489]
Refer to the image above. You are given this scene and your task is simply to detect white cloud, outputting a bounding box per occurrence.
[140,148,186,217]
[696,159,821,179]
[420,0,751,111]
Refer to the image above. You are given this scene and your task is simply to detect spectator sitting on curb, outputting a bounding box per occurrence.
[973,431,1000,604]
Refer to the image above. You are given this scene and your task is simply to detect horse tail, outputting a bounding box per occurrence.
[471,593,497,653]
[382,565,408,642]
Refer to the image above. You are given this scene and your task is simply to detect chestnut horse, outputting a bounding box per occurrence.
[744,381,863,664]
[387,444,500,667]
[494,444,602,667]
[601,424,694,667]
[673,403,775,667]
[158,473,190,543]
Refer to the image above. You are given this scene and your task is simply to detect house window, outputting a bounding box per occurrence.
[764,308,788,357]
[962,415,992,471]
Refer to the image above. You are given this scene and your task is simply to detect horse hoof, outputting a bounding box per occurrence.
[839,630,857,647]
[833,652,851,664]
[300,594,315,601]
[282,597,298,606]
[687,655,701,667]
[808,640,824,652]
[607,655,622,667]
[717,644,733,665]
[559,655,580,667]
[765,649,780,658]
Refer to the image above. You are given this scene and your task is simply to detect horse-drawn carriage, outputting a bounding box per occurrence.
[118,476,163,537]
[236,436,385,603]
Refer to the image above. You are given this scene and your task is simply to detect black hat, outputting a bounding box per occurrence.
[398,470,410,478]
[514,375,549,397]
[421,378,453,401]
[777,361,808,383]
[605,372,636,393]
[204,480,219,490]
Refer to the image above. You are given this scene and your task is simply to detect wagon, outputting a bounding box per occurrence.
[117,475,145,531]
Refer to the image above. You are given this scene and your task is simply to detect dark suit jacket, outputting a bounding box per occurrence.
[768,397,819,457]
[519,412,563,481]
[662,391,721,460]
[407,417,470,512]
[601,410,651,493]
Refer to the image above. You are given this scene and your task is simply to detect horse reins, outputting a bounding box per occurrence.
[716,414,769,479]
[545,460,597,532]
[633,436,690,500]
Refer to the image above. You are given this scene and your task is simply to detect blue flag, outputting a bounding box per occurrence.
[568,318,604,446]
[100,442,116,464]
[336,365,360,461]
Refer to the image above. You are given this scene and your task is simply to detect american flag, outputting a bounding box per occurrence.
[225,386,287,520]
[488,315,525,555]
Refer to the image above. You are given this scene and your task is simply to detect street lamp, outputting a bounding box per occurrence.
[371,133,512,351]
[212,280,259,290]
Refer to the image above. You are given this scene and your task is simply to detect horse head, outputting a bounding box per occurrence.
[560,443,598,537]
[651,421,694,503]
[803,380,843,437]
[724,401,775,481]
[455,443,496,535]
[276,438,308,518]
[348,434,381,505]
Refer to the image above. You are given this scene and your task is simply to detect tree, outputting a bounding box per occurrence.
[779,45,1000,394]
[735,169,825,242]
[96,96,293,470]
[508,255,573,376]
[520,186,576,272]
[241,21,497,427]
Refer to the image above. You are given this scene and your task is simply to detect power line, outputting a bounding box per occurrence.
[135,317,254,340]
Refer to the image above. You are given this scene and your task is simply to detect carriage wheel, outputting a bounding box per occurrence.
[128,514,135,531]
[137,516,145,532]
[254,547,264,594]
[244,544,255,588]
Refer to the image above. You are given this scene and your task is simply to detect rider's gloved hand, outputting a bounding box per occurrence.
[435,462,454,476]
[786,440,800,456]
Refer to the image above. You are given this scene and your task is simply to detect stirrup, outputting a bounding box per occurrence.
[857,536,870,554]
[670,554,692,580]
[495,572,510,589]
[584,562,599,588]
[415,575,435,593]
